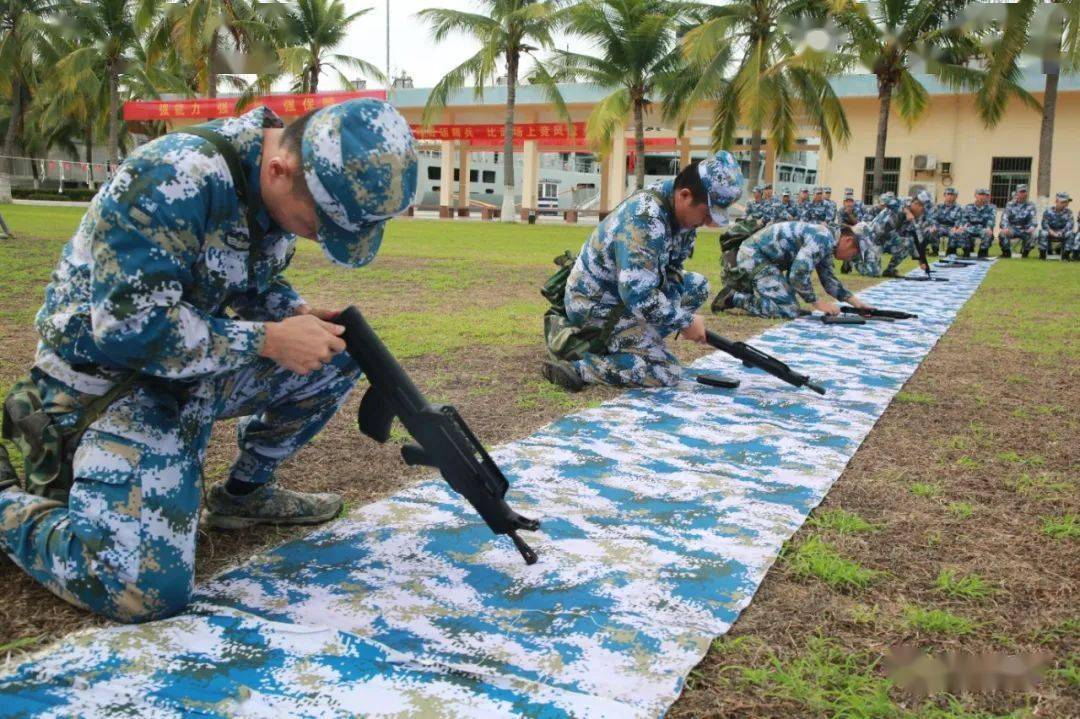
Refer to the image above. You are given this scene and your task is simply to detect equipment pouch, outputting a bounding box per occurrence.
[541,252,625,361]
[2,375,72,502]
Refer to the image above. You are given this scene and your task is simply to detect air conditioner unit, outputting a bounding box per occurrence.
[912,154,938,172]
[908,182,936,201]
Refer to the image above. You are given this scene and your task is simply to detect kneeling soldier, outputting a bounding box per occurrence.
[541,153,743,390]
[853,191,931,277]
[1038,192,1074,260]
[999,184,1036,258]
[713,221,872,319]
[0,100,418,622]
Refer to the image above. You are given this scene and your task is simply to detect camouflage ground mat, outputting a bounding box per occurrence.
[0,261,995,718]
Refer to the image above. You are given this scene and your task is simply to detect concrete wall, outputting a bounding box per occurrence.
[817,90,1080,203]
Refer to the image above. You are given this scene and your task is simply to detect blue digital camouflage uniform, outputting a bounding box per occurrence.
[794,198,811,221]
[805,199,832,224]
[852,194,914,276]
[958,201,997,254]
[564,154,743,387]
[744,190,770,226]
[729,221,853,318]
[773,198,798,222]
[929,199,964,254]
[1038,202,1074,255]
[0,100,418,622]
[999,197,1037,255]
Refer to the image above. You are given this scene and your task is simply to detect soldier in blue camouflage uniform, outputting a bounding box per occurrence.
[541,152,744,390]
[852,191,931,277]
[761,183,776,224]
[998,184,1037,258]
[957,188,997,258]
[745,185,770,228]
[713,221,872,319]
[774,190,797,221]
[0,100,418,622]
[794,188,811,221]
[822,187,837,224]
[1038,191,1074,260]
[928,187,964,256]
[804,187,832,224]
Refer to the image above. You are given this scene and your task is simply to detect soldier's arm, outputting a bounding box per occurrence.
[613,209,694,331]
[89,166,266,379]
[229,273,306,321]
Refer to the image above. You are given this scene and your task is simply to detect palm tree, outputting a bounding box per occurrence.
[151,0,269,98]
[419,0,563,221]
[668,2,850,188]
[239,0,384,100]
[0,0,61,175]
[987,0,1079,204]
[53,0,170,168]
[547,0,686,190]
[834,0,1038,197]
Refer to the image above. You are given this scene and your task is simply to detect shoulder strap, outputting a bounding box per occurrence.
[179,126,264,278]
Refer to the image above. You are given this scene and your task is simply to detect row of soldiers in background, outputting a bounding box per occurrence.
[744,183,1079,261]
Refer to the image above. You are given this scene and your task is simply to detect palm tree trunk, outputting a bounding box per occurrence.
[85,123,95,189]
[310,65,319,94]
[2,76,23,176]
[1036,70,1058,204]
[499,50,519,223]
[207,29,219,98]
[107,65,120,171]
[748,128,762,189]
[633,94,645,190]
[871,80,893,198]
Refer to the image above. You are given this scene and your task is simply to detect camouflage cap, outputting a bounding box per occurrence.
[753,184,764,193]
[975,187,990,196]
[844,187,855,195]
[879,192,900,212]
[914,189,933,205]
[944,187,957,196]
[1016,184,1029,193]
[1056,191,1072,202]
[799,187,809,194]
[812,186,823,194]
[823,186,832,193]
[302,98,418,268]
[781,189,791,197]
[763,183,773,190]
[697,151,745,226]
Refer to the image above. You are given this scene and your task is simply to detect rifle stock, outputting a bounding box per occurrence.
[338,305,540,565]
[705,331,826,395]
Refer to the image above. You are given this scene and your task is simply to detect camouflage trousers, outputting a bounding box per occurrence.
[729,264,807,319]
[951,227,993,253]
[925,225,957,253]
[999,228,1036,254]
[1038,230,1072,254]
[1066,233,1080,253]
[0,353,361,623]
[573,271,709,388]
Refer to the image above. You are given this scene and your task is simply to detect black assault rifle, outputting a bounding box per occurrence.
[338,306,540,565]
[706,331,826,395]
[841,306,918,321]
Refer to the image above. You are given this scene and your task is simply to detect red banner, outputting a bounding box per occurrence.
[410,122,587,147]
[123,89,389,121]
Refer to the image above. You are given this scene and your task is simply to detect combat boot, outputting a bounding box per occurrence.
[542,359,585,392]
[840,260,852,274]
[1001,247,1011,258]
[977,248,989,258]
[1021,249,1030,259]
[1039,250,1047,260]
[205,482,344,529]
[1063,250,1073,262]
[883,268,899,278]
[711,285,736,313]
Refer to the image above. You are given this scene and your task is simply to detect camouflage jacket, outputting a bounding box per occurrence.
[1040,207,1074,235]
[772,201,798,222]
[804,200,833,224]
[742,221,851,303]
[1000,200,1037,231]
[565,179,697,331]
[745,199,770,224]
[928,202,963,229]
[34,107,305,394]
[961,202,997,230]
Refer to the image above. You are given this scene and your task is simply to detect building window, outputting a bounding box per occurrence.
[778,166,792,182]
[427,166,440,181]
[453,168,460,182]
[990,157,1032,206]
[469,169,478,183]
[482,170,496,184]
[863,157,901,203]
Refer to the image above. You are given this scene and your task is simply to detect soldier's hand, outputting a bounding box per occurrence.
[813,299,841,315]
[261,315,347,375]
[847,296,872,311]
[680,315,708,344]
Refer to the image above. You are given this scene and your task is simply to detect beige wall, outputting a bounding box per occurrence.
[817,91,1080,203]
